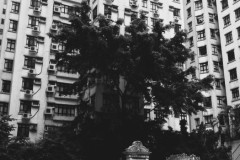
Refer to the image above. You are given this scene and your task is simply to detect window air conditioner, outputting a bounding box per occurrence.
[33,7,41,13]
[46,85,55,93]
[31,101,40,108]
[25,89,33,96]
[22,113,31,119]
[48,64,56,72]
[29,46,38,53]
[44,107,54,115]
[53,6,61,13]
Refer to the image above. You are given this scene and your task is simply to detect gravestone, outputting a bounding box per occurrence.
[123,141,151,160]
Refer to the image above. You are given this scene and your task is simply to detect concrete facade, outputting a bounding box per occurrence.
[183,0,226,131]
[0,0,81,142]
[215,0,240,108]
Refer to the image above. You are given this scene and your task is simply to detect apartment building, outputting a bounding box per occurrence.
[215,0,240,112]
[0,0,83,142]
[183,0,226,131]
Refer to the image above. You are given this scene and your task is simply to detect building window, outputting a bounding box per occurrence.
[144,109,151,121]
[212,45,219,55]
[199,46,207,56]
[4,59,13,72]
[54,104,75,116]
[223,15,231,27]
[209,13,214,23]
[2,80,11,93]
[19,100,32,113]
[200,62,208,73]
[28,16,39,27]
[222,0,228,10]
[208,0,213,7]
[203,97,212,108]
[195,118,200,127]
[0,29,2,35]
[9,20,18,32]
[6,39,16,52]
[204,115,213,124]
[187,8,191,17]
[225,32,233,45]
[195,0,203,10]
[61,5,72,14]
[92,6,97,20]
[196,14,204,24]
[217,96,224,105]
[213,61,219,72]
[30,0,41,8]
[1,19,4,24]
[189,37,194,47]
[26,36,38,47]
[142,0,147,8]
[192,69,196,78]
[174,24,181,32]
[187,0,190,4]
[150,2,158,11]
[2,9,6,14]
[236,8,240,21]
[131,12,138,21]
[11,2,20,13]
[151,18,158,26]
[57,65,77,74]
[104,4,111,17]
[173,8,180,17]
[17,124,29,137]
[197,30,205,41]
[0,102,8,115]
[227,50,235,62]
[56,83,76,96]
[232,88,239,100]
[215,79,221,89]
[24,56,35,69]
[22,78,34,90]
[210,29,215,39]
[188,22,192,32]
[230,68,237,81]
[237,27,240,39]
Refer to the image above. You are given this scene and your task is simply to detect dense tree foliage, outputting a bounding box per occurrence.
[50,1,213,117]
[147,123,231,160]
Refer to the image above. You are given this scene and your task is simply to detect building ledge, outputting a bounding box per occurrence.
[232,97,240,102]
[228,60,236,64]
[229,79,238,83]
[223,23,231,29]
[226,41,233,46]
[233,0,240,5]
[222,7,229,12]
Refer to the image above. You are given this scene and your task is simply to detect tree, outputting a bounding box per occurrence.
[0,115,15,160]
[145,123,231,160]
[47,2,213,160]
[50,1,212,116]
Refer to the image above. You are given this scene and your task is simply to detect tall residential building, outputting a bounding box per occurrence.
[183,0,226,131]
[215,0,240,113]
[0,0,186,142]
[0,0,82,142]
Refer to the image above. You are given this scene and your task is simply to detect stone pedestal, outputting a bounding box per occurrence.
[123,141,151,160]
